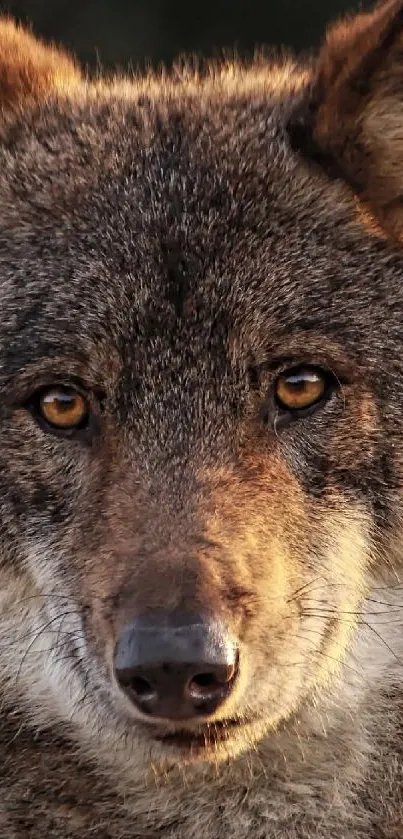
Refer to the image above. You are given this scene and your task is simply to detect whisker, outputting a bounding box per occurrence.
[3,610,83,647]
[286,577,324,603]
[14,611,80,685]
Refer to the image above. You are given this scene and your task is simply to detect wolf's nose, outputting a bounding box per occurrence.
[113,613,238,720]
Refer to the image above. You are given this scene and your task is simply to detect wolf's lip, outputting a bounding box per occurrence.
[149,717,251,749]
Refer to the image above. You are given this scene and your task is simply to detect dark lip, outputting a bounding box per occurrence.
[149,717,253,749]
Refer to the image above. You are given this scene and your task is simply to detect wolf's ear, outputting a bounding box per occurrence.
[290,0,403,238]
[0,18,80,119]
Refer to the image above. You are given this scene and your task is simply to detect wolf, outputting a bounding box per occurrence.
[1,0,403,836]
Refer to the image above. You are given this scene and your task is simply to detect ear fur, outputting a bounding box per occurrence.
[290,0,403,239]
[0,18,80,119]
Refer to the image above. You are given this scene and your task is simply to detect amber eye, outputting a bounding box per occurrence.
[38,387,89,430]
[275,367,327,412]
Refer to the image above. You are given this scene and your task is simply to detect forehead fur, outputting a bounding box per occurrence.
[0,90,398,342]
[0,9,402,393]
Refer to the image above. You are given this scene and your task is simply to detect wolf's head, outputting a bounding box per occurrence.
[1,2,403,772]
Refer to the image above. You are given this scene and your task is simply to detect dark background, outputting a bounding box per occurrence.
[0,0,373,70]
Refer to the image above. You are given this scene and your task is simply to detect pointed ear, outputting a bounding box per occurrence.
[290,0,403,239]
[0,18,81,119]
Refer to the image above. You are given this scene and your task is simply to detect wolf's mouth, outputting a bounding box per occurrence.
[150,717,253,750]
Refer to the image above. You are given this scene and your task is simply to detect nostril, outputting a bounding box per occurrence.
[192,672,220,689]
[186,662,237,703]
[129,676,156,701]
[187,672,221,702]
[116,671,157,704]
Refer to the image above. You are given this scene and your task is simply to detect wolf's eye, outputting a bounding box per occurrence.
[38,387,89,430]
[275,367,327,412]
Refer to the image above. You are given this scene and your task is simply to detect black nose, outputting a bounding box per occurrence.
[113,613,238,721]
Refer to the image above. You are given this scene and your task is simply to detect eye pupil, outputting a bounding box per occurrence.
[44,393,75,410]
[286,378,309,391]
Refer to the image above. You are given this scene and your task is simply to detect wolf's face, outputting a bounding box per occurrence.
[1,4,403,770]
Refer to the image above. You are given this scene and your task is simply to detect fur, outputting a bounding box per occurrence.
[1,4,403,836]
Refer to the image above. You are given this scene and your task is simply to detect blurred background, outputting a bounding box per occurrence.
[0,0,373,70]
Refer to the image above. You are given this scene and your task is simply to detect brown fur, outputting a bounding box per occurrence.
[1,2,403,837]
[0,18,80,120]
[294,0,403,238]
